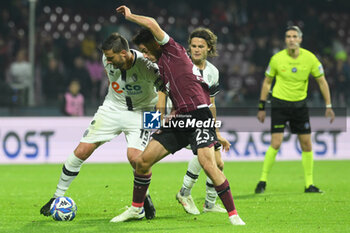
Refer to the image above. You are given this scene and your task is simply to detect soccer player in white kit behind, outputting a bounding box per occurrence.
[40,33,162,220]
[174,27,231,215]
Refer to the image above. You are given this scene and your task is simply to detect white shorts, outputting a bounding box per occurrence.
[80,105,151,151]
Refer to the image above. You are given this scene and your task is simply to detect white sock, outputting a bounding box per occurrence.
[205,177,217,208]
[54,153,84,197]
[180,156,202,196]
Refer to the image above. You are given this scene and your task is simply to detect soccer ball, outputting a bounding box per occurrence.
[50,196,77,221]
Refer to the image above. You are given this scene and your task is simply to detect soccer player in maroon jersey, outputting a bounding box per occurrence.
[110,5,245,225]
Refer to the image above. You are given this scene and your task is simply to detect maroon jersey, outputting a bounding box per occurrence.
[157,36,210,114]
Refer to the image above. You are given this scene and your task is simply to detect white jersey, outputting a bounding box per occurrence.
[80,50,159,150]
[102,49,159,111]
[165,60,219,113]
[199,60,220,97]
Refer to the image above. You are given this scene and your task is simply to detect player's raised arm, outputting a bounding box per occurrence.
[116,5,165,42]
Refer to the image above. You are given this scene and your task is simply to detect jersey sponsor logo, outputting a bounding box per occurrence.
[291,67,297,73]
[143,111,161,129]
[123,84,142,95]
[111,81,142,95]
[111,82,123,93]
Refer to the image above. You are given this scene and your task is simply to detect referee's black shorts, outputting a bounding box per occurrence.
[270,97,311,134]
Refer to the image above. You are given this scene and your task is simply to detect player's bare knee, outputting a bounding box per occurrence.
[301,143,312,152]
[128,160,136,169]
[135,156,151,173]
[270,143,281,150]
[73,147,89,161]
[271,134,283,150]
[127,151,141,169]
[74,142,99,160]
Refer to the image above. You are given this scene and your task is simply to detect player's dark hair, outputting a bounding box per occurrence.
[101,33,129,53]
[188,27,218,57]
[286,26,303,38]
[132,29,155,46]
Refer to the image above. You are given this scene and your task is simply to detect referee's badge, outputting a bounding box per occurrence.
[292,67,297,73]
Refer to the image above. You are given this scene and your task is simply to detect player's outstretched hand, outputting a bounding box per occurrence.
[218,135,231,152]
[257,110,266,123]
[325,108,335,123]
[116,5,131,19]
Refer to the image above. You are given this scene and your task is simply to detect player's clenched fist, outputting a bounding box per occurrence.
[116,5,131,19]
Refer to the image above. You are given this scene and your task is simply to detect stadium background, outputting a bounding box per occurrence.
[0,0,349,164]
[1,0,350,114]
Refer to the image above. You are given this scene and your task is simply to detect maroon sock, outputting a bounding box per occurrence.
[132,172,152,207]
[215,179,237,216]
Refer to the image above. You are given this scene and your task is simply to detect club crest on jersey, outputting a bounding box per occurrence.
[292,67,297,73]
[131,74,138,82]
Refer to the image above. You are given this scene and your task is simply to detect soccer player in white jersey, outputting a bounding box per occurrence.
[40,33,162,220]
[172,28,231,215]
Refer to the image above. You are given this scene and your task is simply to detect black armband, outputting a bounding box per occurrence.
[258,100,266,110]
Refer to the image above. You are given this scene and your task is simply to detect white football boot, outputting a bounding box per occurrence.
[229,214,246,225]
[176,192,200,215]
[203,203,226,213]
[110,206,145,223]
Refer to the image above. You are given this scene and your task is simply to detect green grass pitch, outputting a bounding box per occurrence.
[1,160,349,233]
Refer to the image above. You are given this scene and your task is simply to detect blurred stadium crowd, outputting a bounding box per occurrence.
[0,0,349,116]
